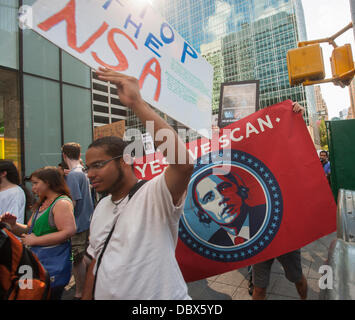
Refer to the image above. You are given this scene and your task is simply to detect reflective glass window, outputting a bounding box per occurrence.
[0,69,21,172]
[23,75,61,175]
[0,0,19,69]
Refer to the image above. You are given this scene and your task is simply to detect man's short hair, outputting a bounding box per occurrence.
[88,136,128,158]
[320,150,328,157]
[62,142,81,160]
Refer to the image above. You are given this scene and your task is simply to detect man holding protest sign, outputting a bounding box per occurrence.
[82,68,194,300]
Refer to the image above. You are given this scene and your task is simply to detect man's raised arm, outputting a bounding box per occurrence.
[96,68,194,206]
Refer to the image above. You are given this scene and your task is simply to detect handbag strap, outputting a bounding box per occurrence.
[28,209,39,235]
[92,180,147,299]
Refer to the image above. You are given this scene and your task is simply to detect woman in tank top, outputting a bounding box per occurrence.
[0,166,76,300]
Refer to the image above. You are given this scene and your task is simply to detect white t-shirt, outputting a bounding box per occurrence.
[0,186,26,224]
[87,173,191,300]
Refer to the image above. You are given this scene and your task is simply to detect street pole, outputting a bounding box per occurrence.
[350,0,355,40]
[350,1,355,119]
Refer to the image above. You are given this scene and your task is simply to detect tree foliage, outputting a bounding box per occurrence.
[319,120,328,151]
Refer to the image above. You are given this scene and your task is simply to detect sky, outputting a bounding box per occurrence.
[301,0,354,119]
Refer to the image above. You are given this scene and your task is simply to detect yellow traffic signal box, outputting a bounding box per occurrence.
[330,44,354,79]
[287,44,325,86]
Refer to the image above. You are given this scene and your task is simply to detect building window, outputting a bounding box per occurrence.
[23,75,62,175]
[62,84,92,155]
[62,51,91,88]
[92,71,128,128]
[0,68,22,173]
[0,0,19,69]
[23,29,60,80]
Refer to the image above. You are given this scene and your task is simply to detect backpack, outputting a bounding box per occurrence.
[0,222,51,300]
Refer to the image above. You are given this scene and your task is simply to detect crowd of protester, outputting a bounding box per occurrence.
[0,69,332,300]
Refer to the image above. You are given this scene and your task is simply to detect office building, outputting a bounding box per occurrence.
[0,0,93,177]
[154,0,317,125]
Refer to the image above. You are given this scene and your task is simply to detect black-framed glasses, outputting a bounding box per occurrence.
[83,155,123,173]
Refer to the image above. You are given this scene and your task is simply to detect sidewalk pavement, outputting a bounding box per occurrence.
[62,232,336,300]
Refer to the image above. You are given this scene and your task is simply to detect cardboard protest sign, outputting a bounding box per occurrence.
[93,120,125,140]
[134,100,336,282]
[30,0,213,137]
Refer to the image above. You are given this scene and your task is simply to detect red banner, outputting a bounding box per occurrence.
[134,100,336,282]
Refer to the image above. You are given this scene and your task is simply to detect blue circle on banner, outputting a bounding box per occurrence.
[179,150,283,262]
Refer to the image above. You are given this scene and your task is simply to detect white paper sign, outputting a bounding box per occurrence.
[141,132,155,155]
[30,0,213,137]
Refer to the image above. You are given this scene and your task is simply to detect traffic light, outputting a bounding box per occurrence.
[287,44,325,86]
[286,23,355,87]
[330,44,355,87]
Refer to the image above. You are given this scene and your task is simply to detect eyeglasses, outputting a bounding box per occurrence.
[83,155,123,173]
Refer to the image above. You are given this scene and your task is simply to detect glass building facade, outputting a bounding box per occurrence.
[0,1,319,176]
[154,0,317,125]
[0,0,93,178]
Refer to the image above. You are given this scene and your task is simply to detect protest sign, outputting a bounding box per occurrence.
[93,120,125,140]
[218,80,260,128]
[141,132,155,155]
[134,100,336,282]
[30,0,213,137]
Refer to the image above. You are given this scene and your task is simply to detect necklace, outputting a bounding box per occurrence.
[40,199,52,211]
[40,195,60,211]
[111,197,125,215]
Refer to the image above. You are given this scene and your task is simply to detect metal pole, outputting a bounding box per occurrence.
[350,0,355,40]
[349,1,355,119]
[298,22,353,48]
